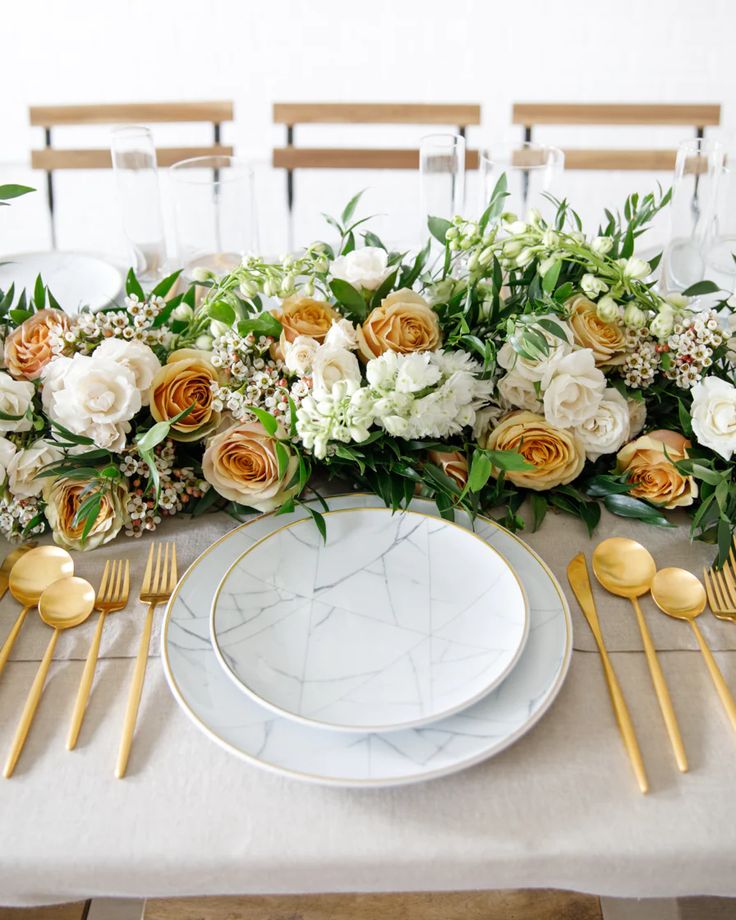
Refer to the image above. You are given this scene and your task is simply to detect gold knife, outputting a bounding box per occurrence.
[0,543,37,601]
[567,553,649,794]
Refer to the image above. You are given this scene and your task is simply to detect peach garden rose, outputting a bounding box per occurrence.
[4,308,68,380]
[567,294,627,368]
[150,349,221,442]
[356,289,441,361]
[43,477,128,551]
[271,296,339,360]
[615,429,697,509]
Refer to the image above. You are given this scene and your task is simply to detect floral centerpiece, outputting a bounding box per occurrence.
[1,180,735,561]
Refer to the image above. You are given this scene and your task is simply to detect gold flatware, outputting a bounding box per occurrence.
[592,537,688,773]
[116,542,177,779]
[652,567,736,735]
[67,558,130,751]
[567,553,648,794]
[0,542,37,601]
[0,546,74,679]
[4,576,95,778]
[703,549,736,622]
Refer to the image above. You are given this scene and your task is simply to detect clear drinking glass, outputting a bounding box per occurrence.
[169,156,257,281]
[480,143,564,220]
[419,134,466,230]
[661,138,725,293]
[701,152,736,297]
[110,126,167,284]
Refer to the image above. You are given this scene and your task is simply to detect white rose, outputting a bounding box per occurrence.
[690,377,736,460]
[7,439,63,498]
[628,397,647,438]
[42,353,140,453]
[330,247,390,291]
[324,318,358,351]
[0,437,16,481]
[394,352,441,394]
[284,335,320,377]
[543,349,606,429]
[622,257,651,281]
[581,274,609,298]
[497,315,574,383]
[497,370,543,413]
[0,372,34,433]
[573,387,630,461]
[93,338,162,406]
[311,347,362,397]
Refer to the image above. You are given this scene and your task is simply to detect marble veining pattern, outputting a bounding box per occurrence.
[211,509,528,731]
[162,495,572,786]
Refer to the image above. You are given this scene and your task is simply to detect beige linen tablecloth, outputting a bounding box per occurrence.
[1,506,736,906]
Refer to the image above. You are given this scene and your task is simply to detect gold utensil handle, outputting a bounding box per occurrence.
[4,629,59,778]
[116,602,156,779]
[67,611,107,751]
[597,643,649,794]
[0,606,31,678]
[631,597,688,773]
[690,620,736,733]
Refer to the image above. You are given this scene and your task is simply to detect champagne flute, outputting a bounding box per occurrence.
[480,142,564,221]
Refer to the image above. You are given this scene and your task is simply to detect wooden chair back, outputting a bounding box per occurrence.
[512,103,721,171]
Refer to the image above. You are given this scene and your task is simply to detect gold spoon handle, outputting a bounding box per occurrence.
[0,606,31,678]
[116,602,156,779]
[690,620,736,733]
[631,596,688,772]
[597,642,649,793]
[67,610,107,750]
[4,629,59,778]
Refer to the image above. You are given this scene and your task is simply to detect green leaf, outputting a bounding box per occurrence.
[0,184,34,201]
[690,463,724,486]
[9,308,32,324]
[541,261,561,293]
[486,449,534,471]
[274,440,290,481]
[427,216,452,245]
[0,409,24,422]
[208,300,236,325]
[248,405,278,436]
[341,189,366,226]
[362,231,386,250]
[717,519,733,567]
[33,274,45,309]
[125,269,145,300]
[370,268,398,309]
[468,450,493,493]
[681,280,721,297]
[585,475,634,497]
[237,312,283,339]
[303,504,327,542]
[50,419,94,446]
[150,269,182,298]
[135,404,194,452]
[329,278,367,315]
[0,283,15,313]
[603,494,674,527]
[530,493,548,532]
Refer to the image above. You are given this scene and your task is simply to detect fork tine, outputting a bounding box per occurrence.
[710,567,727,613]
[141,544,155,595]
[122,559,130,604]
[704,569,720,614]
[713,569,733,612]
[722,551,736,608]
[167,544,178,593]
[113,558,124,603]
[155,543,164,594]
[105,560,120,604]
[97,560,111,606]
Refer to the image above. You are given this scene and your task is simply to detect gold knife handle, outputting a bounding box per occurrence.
[0,606,31,678]
[115,602,156,779]
[67,610,107,750]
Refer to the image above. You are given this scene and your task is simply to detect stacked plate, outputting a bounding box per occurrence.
[162,494,572,787]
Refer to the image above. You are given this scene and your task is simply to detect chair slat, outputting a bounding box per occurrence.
[29,101,234,127]
[31,145,234,170]
[273,147,480,170]
[512,103,720,127]
[562,148,678,171]
[273,103,481,126]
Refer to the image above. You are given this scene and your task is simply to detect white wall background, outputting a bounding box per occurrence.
[0,0,733,260]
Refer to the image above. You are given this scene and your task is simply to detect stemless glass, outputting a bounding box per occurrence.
[169,156,257,281]
[701,152,736,297]
[110,126,167,283]
[480,143,564,220]
[419,134,466,231]
[661,138,724,293]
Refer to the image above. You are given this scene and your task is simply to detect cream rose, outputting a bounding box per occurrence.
[4,308,68,380]
[8,439,63,498]
[330,247,390,291]
[483,410,586,490]
[427,450,468,489]
[497,314,574,383]
[42,354,140,452]
[542,349,606,429]
[616,429,697,509]
[497,370,543,413]
[311,347,361,397]
[572,388,630,461]
[150,349,220,442]
[0,437,16,481]
[202,420,298,512]
[356,290,441,361]
[324,318,358,351]
[283,335,320,377]
[568,295,627,368]
[272,296,340,361]
[93,338,161,405]
[43,478,128,551]
[0,371,34,433]
[690,377,736,460]
[627,397,647,439]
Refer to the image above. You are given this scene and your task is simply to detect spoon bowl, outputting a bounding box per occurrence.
[651,567,707,621]
[592,537,657,598]
[8,546,74,606]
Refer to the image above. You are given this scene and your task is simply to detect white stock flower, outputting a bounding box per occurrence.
[330,247,390,291]
[581,274,609,299]
[93,338,161,406]
[42,354,140,453]
[622,257,651,281]
[365,350,400,391]
[394,352,441,393]
[7,439,64,498]
[497,370,543,413]
[0,437,16,481]
[311,347,362,397]
[690,377,736,460]
[497,315,574,383]
[283,335,320,377]
[0,372,34,433]
[324,318,358,351]
[573,387,630,461]
[543,349,606,429]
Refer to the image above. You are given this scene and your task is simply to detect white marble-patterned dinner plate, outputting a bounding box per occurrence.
[0,251,123,312]
[162,494,572,787]
[210,508,529,732]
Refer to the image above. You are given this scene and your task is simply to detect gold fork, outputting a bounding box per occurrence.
[704,550,736,621]
[67,558,130,750]
[115,542,177,779]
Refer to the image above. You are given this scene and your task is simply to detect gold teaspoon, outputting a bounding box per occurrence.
[651,567,736,735]
[593,537,688,773]
[4,576,95,778]
[0,546,74,679]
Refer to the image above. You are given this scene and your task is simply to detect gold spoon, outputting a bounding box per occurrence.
[4,576,95,778]
[0,546,74,678]
[0,542,37,601]
[593,537,688,773]
[651,567,736,735]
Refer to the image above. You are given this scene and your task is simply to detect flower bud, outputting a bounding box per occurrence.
[623,257,651,281]
[581,273,609,298]
[209,320,230,339]
[650,307,675,339]
[541,229,559,248]
[191,266,213,283]
[239,281,258,299]
[171,304,193,322]
[506,220,529,236]
[195,334,213,350]
[591,236,614,255]
[664,292,689,310]
[596,295,620,324]
[467,252,480,272]
[478,246,495,267]
[623,304,646,329]
[503,239,524,259]
[515,248,535,268]
[527,208,542,226]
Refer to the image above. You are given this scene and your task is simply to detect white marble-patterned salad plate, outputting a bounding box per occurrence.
[0,251,123,312]
[210,508,529,732]
[162,494,572,787]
